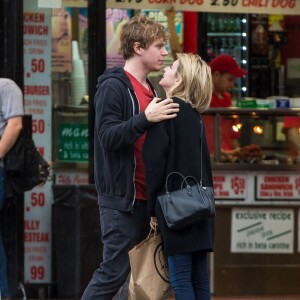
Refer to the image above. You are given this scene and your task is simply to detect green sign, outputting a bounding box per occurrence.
[58,123,89,162]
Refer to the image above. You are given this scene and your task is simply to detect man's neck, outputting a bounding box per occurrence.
[213,90,224,99]
[124,59,149,87]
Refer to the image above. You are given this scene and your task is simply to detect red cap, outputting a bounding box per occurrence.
[210,55,247,78]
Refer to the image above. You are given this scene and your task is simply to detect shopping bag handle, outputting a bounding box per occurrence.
[147,227,159,240]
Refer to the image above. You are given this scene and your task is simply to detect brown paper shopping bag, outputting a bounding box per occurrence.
[128,230,173,300]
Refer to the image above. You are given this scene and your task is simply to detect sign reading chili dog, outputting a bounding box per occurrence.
[106,0,300,15]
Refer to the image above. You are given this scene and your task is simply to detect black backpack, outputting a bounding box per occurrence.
[4,131,51,198]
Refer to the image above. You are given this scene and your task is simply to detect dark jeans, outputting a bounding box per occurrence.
[0,166,9,298]
[168,251,211,300]
[81,200,149,300]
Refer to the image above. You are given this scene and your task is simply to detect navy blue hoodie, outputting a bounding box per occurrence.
[94,66,156,212]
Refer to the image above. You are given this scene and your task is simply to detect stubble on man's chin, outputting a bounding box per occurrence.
[152,66,163,72]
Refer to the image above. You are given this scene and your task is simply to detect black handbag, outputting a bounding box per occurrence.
[4,130,51,198]
[157,121,215,230]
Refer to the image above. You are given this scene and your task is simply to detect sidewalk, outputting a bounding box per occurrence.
[211,296,300,300]
[166,296,300,300]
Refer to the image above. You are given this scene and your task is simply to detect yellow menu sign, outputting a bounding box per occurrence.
[106,0,300,15]
[63,0,87,7]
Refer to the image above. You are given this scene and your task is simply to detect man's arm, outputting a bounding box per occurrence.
[286,127,300,158]
[0,116,23,159]
[96,85,179,151]
[165,8,182,60]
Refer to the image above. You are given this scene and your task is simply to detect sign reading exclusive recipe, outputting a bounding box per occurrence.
[231,208,294,254]
[107,0,300,15]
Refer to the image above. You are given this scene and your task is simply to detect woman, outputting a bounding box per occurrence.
[142,53,215,299]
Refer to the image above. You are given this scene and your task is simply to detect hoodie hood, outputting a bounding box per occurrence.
[97,66,132,90]
[97,66,157,97]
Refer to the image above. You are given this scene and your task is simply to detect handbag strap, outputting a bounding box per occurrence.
[165,120,205,191]
[200,119,203,186]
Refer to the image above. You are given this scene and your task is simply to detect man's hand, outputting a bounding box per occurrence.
[286,127,300,162]
[164,7,176,19]
[145,97,179,123]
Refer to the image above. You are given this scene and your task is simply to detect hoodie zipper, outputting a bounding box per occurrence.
[128,88,138,213]
[128,86,155,214]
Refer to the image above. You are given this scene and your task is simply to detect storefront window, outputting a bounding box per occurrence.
[22,0,90,290]
[17,0,300,297]
[52,6,89,185]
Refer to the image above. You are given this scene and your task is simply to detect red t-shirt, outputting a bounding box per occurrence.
[125,71,153,200]
[203,92,241,152]
[283,117,300,129]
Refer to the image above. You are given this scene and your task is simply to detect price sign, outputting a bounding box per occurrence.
[256,173,300,200]
[213,172,247,200]
[24,2,52,283]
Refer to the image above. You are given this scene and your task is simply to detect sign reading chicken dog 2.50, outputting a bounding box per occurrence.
[231,208,294,254]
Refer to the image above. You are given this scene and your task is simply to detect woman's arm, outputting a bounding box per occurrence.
[143,121,170,216]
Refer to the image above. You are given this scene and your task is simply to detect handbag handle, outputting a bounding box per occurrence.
[180,175,200,189]
[165,172,200,197]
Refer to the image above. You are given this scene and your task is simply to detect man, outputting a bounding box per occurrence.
[0,78,23,300]
[282,117,300,161]
[203,54,247,153]
[81,14,179,300]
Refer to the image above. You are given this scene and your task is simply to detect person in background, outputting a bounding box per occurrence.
[81,14,179,300]
[143,53,215,299]
[282,117,300,161]
[0,78,23,300]
[203,54,247,153]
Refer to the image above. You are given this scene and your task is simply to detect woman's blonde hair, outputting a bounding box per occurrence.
[169,53,212,113]
[120,14,169,60]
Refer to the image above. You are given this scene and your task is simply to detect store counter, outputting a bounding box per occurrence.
[203,108,300,296]
[52,184,101,299]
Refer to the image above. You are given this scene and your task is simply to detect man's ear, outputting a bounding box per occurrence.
[133,42,142,55]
